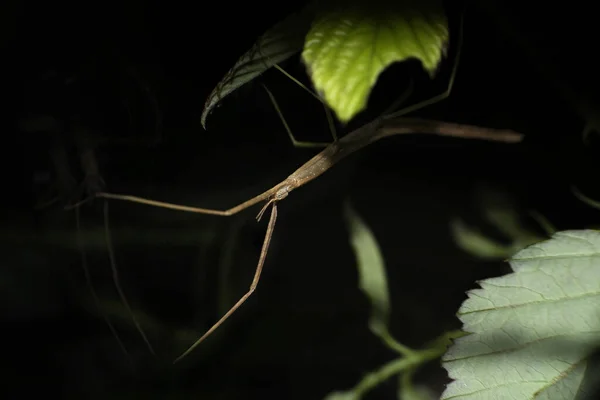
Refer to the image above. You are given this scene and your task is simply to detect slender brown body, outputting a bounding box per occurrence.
[89,115,524,362]
[279,116,522,199]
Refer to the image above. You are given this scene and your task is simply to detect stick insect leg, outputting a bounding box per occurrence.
[262,83,332,149]
[72,136,155,356]
[75,206,134,368]
[103,200,156,356]
[70,186,280,361]
[384,14,464,120]
[269,15,463,148]
[380,77,416,117]
[173,202,279,363]
[270,63,337,147]
[267,73,413,149]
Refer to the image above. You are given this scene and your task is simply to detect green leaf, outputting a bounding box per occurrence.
[326,203,443,400]
[200,6,315,128]
[442,230,600,400]
[449,216,545,260]
[302,0,448,123]
[449,217,518,259]
[324,391,358,400]
[343,201,391,338]
[449,185,548,259]
[398,374,437,400]
[343,202,413,358]
[572,186,600,211]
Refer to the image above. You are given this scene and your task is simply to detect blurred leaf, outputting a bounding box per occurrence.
[450,185,547,259]
[442,230,600,400]
[344,201,391,337]
[573,186,600,211]
[324,331,453,400]
[528,210,557,237]
[343,202,414,354]
[398,383,436,400]
[485,206,529,240]
[330,204,467,399]
[450,217,517,259]
[324,391,358,400]
[302,0,448,122]
[450,216,544,260]
[398,368,437,400]
[201,5,315,128]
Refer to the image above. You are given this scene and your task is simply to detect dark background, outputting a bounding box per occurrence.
[2,0,599,399]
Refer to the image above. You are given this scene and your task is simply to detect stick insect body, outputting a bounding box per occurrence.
[80,15,524,363]
[96,112,523,363]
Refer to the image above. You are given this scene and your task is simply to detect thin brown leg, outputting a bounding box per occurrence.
[75,206,134,368]
[103,200,156,356]
[173,202,279,363]
[93,185,281,216]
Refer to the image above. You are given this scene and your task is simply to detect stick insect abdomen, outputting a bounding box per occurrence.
[284,118,384,190]
[285,143,339,188]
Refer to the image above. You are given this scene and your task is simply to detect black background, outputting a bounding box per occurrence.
[2,0,599,399]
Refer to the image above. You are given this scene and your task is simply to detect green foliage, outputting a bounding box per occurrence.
[202,0,448,127]
[450,211,548,260]
[450,217,526,259]
[302,0,448,122]
[324,203,460,400]
[200,4,315,128]
[199,2,599,399]
[344,201,408,353]
[573,186,600,212]
[442,230,600,400]
[450,185,551,259]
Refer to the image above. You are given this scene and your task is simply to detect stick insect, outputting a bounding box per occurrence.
[73,20,525,364]
[91,111,522,363]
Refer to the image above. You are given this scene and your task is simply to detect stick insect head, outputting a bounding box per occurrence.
[274,184,292,201]
[255,185,291,222]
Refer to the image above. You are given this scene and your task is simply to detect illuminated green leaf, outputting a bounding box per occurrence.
[201,6,314,128]
[302,0,448,122]
[442,230,600,400]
